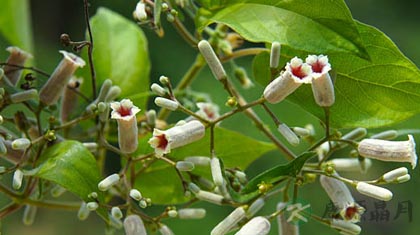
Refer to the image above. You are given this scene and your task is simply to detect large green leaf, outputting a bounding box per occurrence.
[197,0,367,58]
[0,0,34,52]
[81,7,150,109]
[31,141,108,221]
[134,126,276,204]
[278,22,420,128]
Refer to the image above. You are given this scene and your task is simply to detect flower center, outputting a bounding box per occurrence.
[156,134,168,150]
[291,65,307,79]
[203,107,214,119]
[311,61,324,73]
[118,106,132,117]
[344,206,358,220]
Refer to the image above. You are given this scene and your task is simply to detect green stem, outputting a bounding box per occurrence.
[220,48,269,62]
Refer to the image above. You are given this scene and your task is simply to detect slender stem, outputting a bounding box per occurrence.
[21,199,80,210]
[261,103,281,126]
[0,63,50,77]
[172,18,199,46]
[0,203,22,219]
[83,0,97,100]
[54,113,95,130]
[220,48,269,62]
[212,97,266,124]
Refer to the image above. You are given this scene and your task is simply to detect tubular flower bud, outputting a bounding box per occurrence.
[97,79,113,102]
[246,198,265,218]
[4,46,33,85]
[11,138,31,150]
[39,51,86,106]
[130,189,143,201]
[151,83,167,96]
[357,135,417,169]
[23,205,37,225]
[277,124,300,146]
[12,169,24,189]
[188,182,201,194]
[234,67,254,89]
[159,224,174,235]
[306,55,334,107]
[320,175,364,222]
[382,167,409,183]
[110,99,140,153]
[235,216,271,235]
[337,128,367,148]
[111,207,123,219]
[370,130,398,140]
[195,190,224,205]
[9,89,38,103]
[196,102,220,121]
[98,173,120,191]
[263,57,312,104]
[292,127,310,137]
[270,42,281,69]
[61,77,82,123]
[178,208,206,219]
[133,1,147,21]
[211,157,224,186]
[277,202,299,235]
[124,214,147,235]
[328,158,372,172]
[356,182,393,201]
[211,207,246,235]
[330,219,361,235]
[86,202,98,211]
[77,202,90,220]
[154,97,179,111]
[175,161,195,171]
[198,40,227,81]
[105,85,122,102]
[184,156,211,166]
[148,120,205,157]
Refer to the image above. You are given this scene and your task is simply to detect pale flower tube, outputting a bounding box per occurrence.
[110,99,140,153]
[4,46,33,85]
[306,55,334,107]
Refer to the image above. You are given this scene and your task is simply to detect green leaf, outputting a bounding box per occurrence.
[134,127,276,204]
[81,7,150,109]
[252,51,271,87]
[0,0,34,52]
[32,141,108,221]
[281,22,420,128]
[197,0,367,58]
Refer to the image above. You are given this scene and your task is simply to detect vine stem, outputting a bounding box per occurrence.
[83,0,97,100]
[0,63,50,77]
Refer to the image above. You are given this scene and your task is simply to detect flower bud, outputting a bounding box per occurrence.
[328,158,372,172]
[9,89,38,103]
[184,156,211,166]
[306,55,334,107]
[23,205,37,225]
[198,40,227,81]
[146,109,157,127]
[111,207,123,219]
[211,157,224,186]
[382,167,409,183]
[175,161,195,171]
[159,75,169,85]
[270,42,281,69]
[110,99,140,153]
[277,124,300,146]
[139,199,148,208]
[124,214,147,235]
[154,97,178,111]
[61,77,82,123]
[277,202,299,235]
[330,219,361,235]
[292,127,310,137]
[88,192,98,199]
[396,174,411,183]
[188,182,201,193]
[0,138,7,155]
[234,67,254,89]
[235,216,270,235]
[39,51,85,106]
[159,224,174,235]
[234,171,247,185]
[149,120,205,157]
[196,102,220,121]
[109,214,123,229]
[105,85,122,102]
[151,83,167,96]
[133,1,147,21]
[356,182,393,201]
[77,202,90,220]
[97,79,113,102]
[13,169,24,190]
[130,189,143,201]
[167,209,178,218]
[246,198,265,218]
[98,173,120,191]
[358,135,417,169]
[195,190,224,205]
[178,208,206,219]
[11,138,31,150]
[211,207,246,235]
[86,202,98,211]
[337,128,367,147]
[4,46,33,85]
[370,130,398,140]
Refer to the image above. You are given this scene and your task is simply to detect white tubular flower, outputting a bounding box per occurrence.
[196,102,220,121]
[98,173,120,191]
[61,77,82,123]
[4,46,33,85]
[151,83,166,96]
[235,216,270,235]
[77,202,90,220]
[154,97,179,111]
[124,214,147,235]
[330,219,361,235]
[320,175,364,222]
[277,202,299,235]
[184,156,211,166]
[306,55,334,107]
[133,1,147,21]
[148,120,205,157]
[382,167,409,183]
[211,207,246,235]
[110,99,140,153]
[12,169,24,190]
[86,202,99,211]
[9,89,38,103]
[159,224,174,235]
[129,189,143,201]
[195,190,224,205]
[198,40,227,81]
[39,51,86,106]
[211,157,224,186]
[246,198,265,218]
[111,207,123,220]
[357,135,418,169]
[277,124,300,146]
[11,138,31,150]
[356,182,393,201]
[263,57,312,104]
[178,208,206,219]
[270,42,281,69]
[329,158,372,172]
